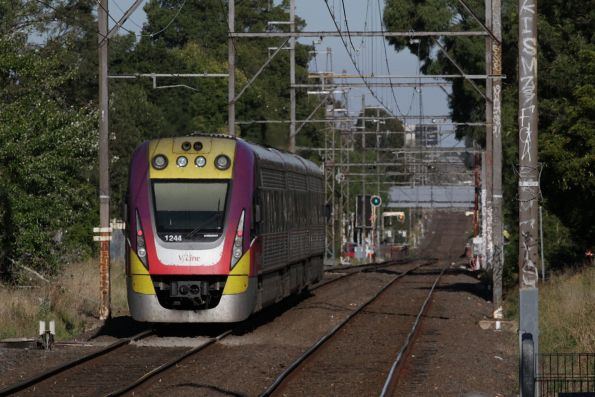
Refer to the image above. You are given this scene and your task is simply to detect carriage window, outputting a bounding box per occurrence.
[152,181,229,242]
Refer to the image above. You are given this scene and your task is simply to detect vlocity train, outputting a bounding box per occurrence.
[126,134,325,322]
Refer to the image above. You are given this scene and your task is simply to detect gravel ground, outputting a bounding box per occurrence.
[274,267,446,397]
[0,210,519,397]
[391,269,518,396]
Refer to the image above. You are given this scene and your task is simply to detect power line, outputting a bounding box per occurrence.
[111,1,144,31]
[94,0,137,36]
[323,0,397,118]
[340,0,357,54]
[95,0,188,42]
[375,0,405,117]
[33,0,108,40]
[145,0,188,38]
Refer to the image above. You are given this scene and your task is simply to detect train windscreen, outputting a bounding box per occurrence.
[152,181,229,242]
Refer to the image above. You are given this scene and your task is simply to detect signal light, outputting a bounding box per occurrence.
[193,142,203,151]
[181,141,191,151]
[370,195,382,207]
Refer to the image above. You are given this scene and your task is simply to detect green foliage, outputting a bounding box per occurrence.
[0,0,324,279]
[0,32,98,275]
[384,0,595,283]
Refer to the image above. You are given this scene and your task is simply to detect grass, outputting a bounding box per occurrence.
[0,259,128,341]
[539,266,595,352]
[505,266,595,353]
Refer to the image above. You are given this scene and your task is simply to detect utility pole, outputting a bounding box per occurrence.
[518,0,539,395]
[484,0,494,289]
[289,0,296,152]
[97,0,110,320]
[491,0,504,320]
[228,0,236,136]
[361,95,367,250]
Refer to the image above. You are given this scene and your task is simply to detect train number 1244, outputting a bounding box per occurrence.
[163,234,183,242]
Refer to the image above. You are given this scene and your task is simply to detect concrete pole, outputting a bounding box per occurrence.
[491,0,504,319]
[289,0,296,152]
[361,96,366,246]
[484,0,494,279]
[228,0,236,136]
[518,0,539,394]
[98,0,111,320]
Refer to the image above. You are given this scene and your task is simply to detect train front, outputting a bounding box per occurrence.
[126,135,256,322]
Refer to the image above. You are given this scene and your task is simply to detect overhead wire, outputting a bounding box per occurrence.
[323,0,397,118]
[110,0,145,31]
[33,0,108,40]
[376,0,405,117]
[340,0,358,54]
[95,0,188,42]
[217,0,238,57]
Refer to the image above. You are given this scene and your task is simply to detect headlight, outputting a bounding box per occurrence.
[137,247,147,258]
[176,156,188,167]
[215,155,231,170]
[195,156,207,167]
[152,154,168,170]
[230,210,245,269]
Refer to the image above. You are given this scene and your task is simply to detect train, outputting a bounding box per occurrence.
[125,134,325,322]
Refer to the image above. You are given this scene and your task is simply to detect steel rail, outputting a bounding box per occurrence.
[258,262,430,397]
[379,266,448,397]
[0,329,154,396]
[104,263,402,396]
[105,330,233,397]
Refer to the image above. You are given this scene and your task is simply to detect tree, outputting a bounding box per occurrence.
[0,32,97,276]
[383,0,595,275]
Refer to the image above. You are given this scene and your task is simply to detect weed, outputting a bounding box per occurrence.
[0,258,128,340]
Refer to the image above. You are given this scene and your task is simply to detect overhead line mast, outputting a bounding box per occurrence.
[97,0,110,321]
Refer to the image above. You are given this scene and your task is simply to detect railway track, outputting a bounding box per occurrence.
[259,262,446,396]
[0,330,154,396]
[0,260,412,396]
[104,259,416,396]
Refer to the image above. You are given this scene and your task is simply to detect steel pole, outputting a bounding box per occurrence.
[289,0,296,152]
[98,0,110,320]
[492,0,504,319]
[228,0,235,136]
[484,0,494,281]
[518,0,539,394]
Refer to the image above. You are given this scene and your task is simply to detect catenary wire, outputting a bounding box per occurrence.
[323,0,397,118]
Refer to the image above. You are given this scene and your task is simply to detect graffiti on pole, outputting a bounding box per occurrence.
[518,0,540,289]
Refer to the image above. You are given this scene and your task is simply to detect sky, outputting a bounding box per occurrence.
[110,0,458,145]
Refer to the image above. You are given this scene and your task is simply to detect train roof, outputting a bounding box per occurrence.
[145,133,322,178]
[245,142,319,176]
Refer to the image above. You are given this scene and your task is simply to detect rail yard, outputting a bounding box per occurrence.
[2,0,591,396]
[0,211,517,396]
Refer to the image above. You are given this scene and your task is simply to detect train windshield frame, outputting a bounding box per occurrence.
[152,180,230,242]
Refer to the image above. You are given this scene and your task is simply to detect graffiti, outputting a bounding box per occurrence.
[520,219,536,230]
[520,198,534,213]
[493,84,502,138]
[521,234,539,288]
[521,0,536,15]
[520,117,532,161]
[492,43,502,75]
[518,0,539,289]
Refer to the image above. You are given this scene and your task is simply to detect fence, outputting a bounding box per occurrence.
[537,353,595,396]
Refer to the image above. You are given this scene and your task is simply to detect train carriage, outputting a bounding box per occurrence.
[126,134,324,322]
